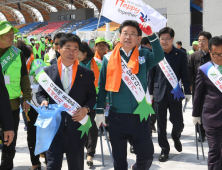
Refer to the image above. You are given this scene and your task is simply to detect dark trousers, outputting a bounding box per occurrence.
[27,107,41,166]
[108,110,154,170]
[192,93,206,138]
[0,109,20,170]
[20,98,27,127]
[85,110,98,157]
[46,125,87,170]
[154,93,184,154]
[204,125,222,170]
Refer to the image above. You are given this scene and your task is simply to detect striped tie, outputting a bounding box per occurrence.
[62,67,70,94]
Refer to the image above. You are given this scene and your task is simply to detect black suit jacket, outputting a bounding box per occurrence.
[193,61,222,128]
[0,64,13,131]
[36,64,96,135]
[148,46,191,102]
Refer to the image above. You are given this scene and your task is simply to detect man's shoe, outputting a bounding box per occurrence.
[159,153,169,162]
[131,164,135,170]
[172,138,182,152]
[198,136,206,142]
[130,145,135,153]
[24,126,27,131]
[86,156,93,167]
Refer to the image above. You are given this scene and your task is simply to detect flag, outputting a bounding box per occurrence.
[101,0,167,32]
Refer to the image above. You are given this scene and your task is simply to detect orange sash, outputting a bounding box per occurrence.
[105,43,139,92]
[94,51,107,60]
[26,54,35,74]
[90,58,100,88]
[57,57,78,88]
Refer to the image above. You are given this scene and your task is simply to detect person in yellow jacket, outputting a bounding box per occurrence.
[23,34,29,45]
[33,41,42,59]
[0,21,32,170]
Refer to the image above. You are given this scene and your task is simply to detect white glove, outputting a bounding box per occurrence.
[95,114,106,129]
[192,117,201,125]
[185,95,192,103]
[150,95,154,101]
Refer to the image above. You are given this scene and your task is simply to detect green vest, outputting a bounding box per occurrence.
[43,53,51,66]
[40,41,46,51]
[23,38,29,45]
[13,39,17,44]
[188,49,195,55]
[33,46,42,59]
[5,54,22,99]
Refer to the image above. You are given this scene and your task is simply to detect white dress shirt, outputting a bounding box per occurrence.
[121,48,132,57]
[213,62,220,71]
[61,63,73,92]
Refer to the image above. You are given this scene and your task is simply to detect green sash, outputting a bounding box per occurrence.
[1,46,21,73]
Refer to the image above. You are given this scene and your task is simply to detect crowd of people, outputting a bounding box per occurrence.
[0,18,222,170]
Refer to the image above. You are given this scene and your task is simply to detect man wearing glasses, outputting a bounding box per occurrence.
[95,20,164,170]
[43,33,65,65]
[148,27,191,162]
[192,36,222,170]
[188,31,212,142]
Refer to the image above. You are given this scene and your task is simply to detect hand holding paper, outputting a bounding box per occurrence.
[139,19,153,36]
[72,107,88,122]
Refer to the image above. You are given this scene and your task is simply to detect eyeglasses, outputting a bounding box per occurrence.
[198,40,206,43]
[212,53,222,58]
[64,47,77,52]
[160,38,172,42]
[121,32,138,38]
[54,43,59,46]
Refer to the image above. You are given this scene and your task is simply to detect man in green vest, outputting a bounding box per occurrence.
[187,41,199,55]
[33,41,42,59]
[0,21,32,170]
[13,34,17,44]
[40,36,46,56]
[23,34,29,45]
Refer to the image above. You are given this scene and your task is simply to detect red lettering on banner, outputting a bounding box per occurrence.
[63,103,71,110]
[57,97,63,104]
[115,0,140,13]
[122,70,125,73]
[215,80,221,85]
[167,74,170,77]
[162,66,165,70]
[135,91,138,95]
[124,76,129,81]
[220,85,222,90]
[131,85,136,90]
[128,81,133,85]
[50,90,56,97]
[47,87,51,92]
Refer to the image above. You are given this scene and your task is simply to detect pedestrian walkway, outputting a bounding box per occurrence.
[0,99,208,170]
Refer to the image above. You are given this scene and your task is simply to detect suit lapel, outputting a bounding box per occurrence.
[169,47,178,66]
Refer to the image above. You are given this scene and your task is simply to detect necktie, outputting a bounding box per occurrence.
[219,65,222,74]
[62,67,70,94]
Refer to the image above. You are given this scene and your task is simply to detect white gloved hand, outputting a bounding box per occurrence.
[95,114,106,129]
[185,95,192,103]
[150,95,154,101]
[192,117,201,125]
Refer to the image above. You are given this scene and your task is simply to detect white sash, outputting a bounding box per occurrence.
[158,57,184,100]
[105,53,152,104]
[200,62,222,93]
[36,70,88,125]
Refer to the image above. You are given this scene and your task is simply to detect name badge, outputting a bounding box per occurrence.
[4,75,10,85]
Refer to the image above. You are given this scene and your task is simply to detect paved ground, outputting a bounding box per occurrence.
[0,99,208,170]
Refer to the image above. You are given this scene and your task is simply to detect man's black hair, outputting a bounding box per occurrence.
[30,38,34,42]
[198,31,212,41]
[159,27,175,38]
[176,41,182,46]
[79,41,94,59]
[40,36,44,39]
[209,36,222,51]
[59,33,81,48]
[119,20,142,36]
[106,43,110,50]
[53,32,65,42]
[141,37,150,45]
[16,40,32,59]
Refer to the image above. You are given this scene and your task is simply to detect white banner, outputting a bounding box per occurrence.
[101,0,167,32]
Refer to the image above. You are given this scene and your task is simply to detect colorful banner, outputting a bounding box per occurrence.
[36,70,92,138]
[200,62,222,92]
[101,0,167,32]
[158,58,185,101]
[105,53,154,122]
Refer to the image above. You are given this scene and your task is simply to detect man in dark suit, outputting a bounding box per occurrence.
[36,33,97,170]
[0,64,14,147]
[193,36,222,170]
[176,41,187,54]
[148,27,191,162]
[188,31,212,142]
